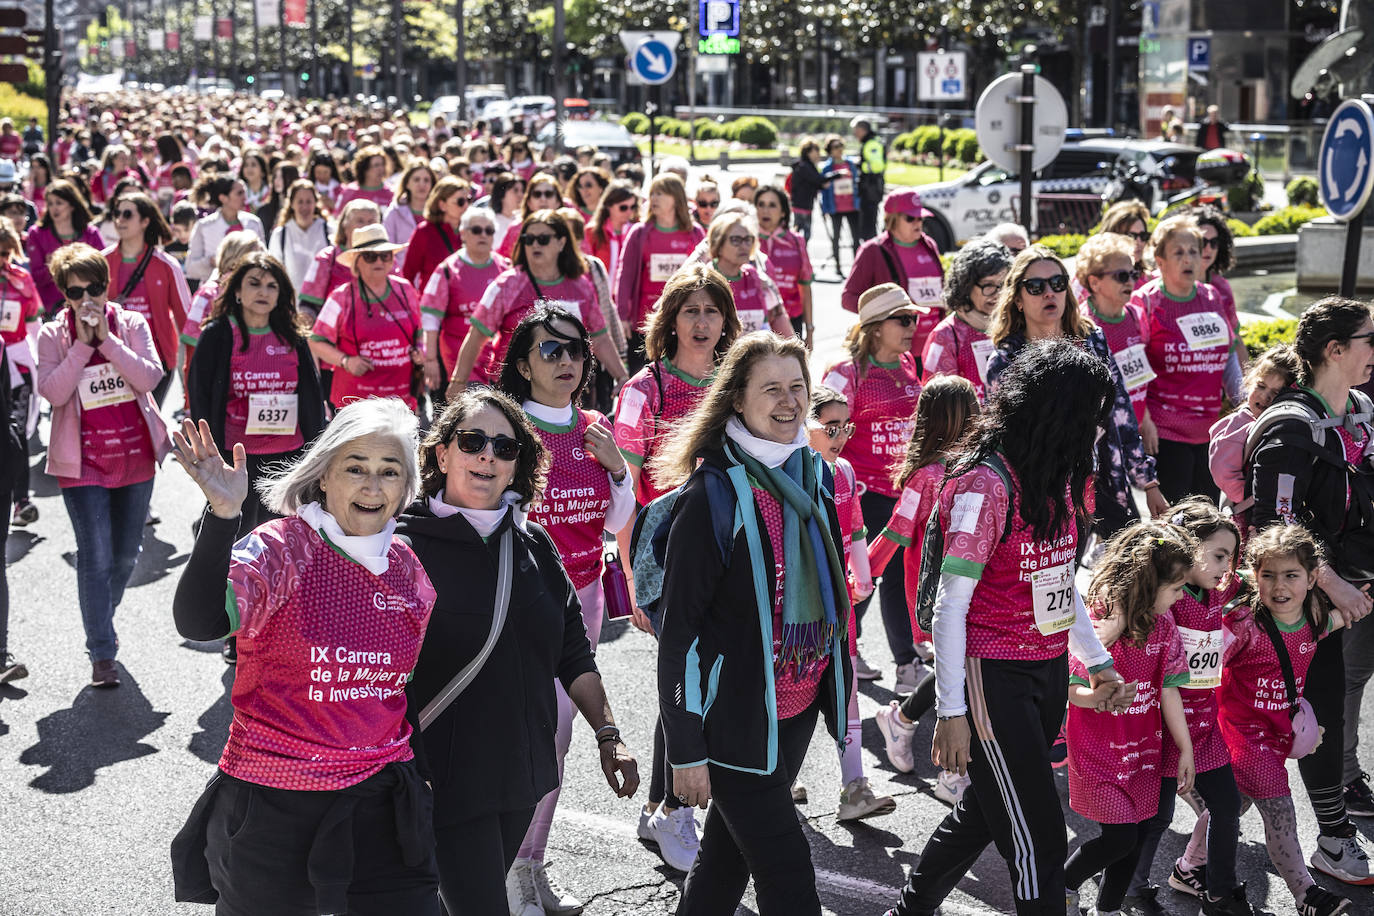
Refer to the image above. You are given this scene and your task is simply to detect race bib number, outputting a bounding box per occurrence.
[246,393,299,437]
[649,252,685,283]
[907,276,943,309]
[1177,625,1221,689]
[1031,562,1076,636]
[737,308,766,333]
[77,362,135,411]
[1113,343,1157,391]
[832,177,854,198]
[970,338,995,386]
[0,298,19,334]
[1178,311,1228,351]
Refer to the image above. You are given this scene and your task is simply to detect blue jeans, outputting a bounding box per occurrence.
[61,477,155,661]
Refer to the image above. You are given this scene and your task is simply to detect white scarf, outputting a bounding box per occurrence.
[522,399,574,426]
[296,501,394,575]
[427,491,528,538]
[724,415,809,469]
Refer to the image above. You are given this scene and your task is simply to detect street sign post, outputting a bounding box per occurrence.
[1317,97,1374,295]
[916,51,967,102]
[975,68,1068,234]
[619,31,681,178]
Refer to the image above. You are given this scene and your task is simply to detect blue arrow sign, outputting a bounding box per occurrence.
[1319,99,1374,222]
[631,38,676,86]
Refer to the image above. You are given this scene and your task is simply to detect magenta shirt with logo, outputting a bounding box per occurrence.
[1134,279,1237,444]
[312,279,421,409]
[1161,577,1240,774]
[527,408,615,589]
[468,269,605,384]
[224,322,304,455]
[894,239,944,355]
[419,251,509,372]
[759,228,814,319]
[822,356,921,498]
[921,313,992,402]
[1089,300,1153,424]
[613,359,712,505]
[631,224,701,329]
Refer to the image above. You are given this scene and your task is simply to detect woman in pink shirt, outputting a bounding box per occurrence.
[25,179,104,315]
[337,145,396,211]
[705,211,791,337]
[755,185,814,343]
[495,172,566,259]
[614,173,703,356]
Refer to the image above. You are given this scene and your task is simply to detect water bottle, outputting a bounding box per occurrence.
[602,549,633,620]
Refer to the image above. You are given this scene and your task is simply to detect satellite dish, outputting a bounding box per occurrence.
[1291,27,1365,99]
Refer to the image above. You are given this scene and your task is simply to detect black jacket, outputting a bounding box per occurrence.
[397,503,597,826]
[187,317,326,457]
[1250,387,1374,585]
[789,158,828,212]
[657,445,852,776]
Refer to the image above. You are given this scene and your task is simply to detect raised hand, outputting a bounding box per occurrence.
[171,417,248,520]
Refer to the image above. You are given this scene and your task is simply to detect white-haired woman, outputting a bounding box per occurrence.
[168,399,440,915]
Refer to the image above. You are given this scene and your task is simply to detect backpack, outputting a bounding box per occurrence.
[629,463,736,619]
[1240,388,1374,516]
[913,453,1015,633]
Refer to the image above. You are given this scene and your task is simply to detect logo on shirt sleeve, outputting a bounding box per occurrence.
[949,492,985,535]
[618,386,647,427]
[896,487,922,519]
[822,370,849,395]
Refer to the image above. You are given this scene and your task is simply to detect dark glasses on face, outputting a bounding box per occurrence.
[976,281,1004,298]
[612,202,634,213]
[726,234,755,247]
[450,196,470,207]
[900,213,923,224]
[1096,268,1142,284]
[1019,274,1069,296]
[534,339,589,362]
[1347,332,1374,345]
[64,282,107,300]
[1128,231,1151,242]
[450,429,522,461]
[819,422,855,439]
[465,224,496,236]
[1201,236,1220,250]
[113,207,139,221]
[360,251,395,264]
[520,233,557,246]
[530,188,558,199]
[696,198,719,208]
[885,314,917,327]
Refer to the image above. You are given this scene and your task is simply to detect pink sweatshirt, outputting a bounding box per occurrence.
[1207,405,1255,506]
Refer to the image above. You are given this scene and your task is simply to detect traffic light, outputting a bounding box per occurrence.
[245,75,254,84]
[300,71,309,82]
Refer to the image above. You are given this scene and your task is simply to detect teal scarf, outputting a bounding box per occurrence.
[727,443,849,667]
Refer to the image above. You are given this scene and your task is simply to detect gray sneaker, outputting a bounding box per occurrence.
[0,651,26,684]
[853,653,882,680]
[836,777,896,821]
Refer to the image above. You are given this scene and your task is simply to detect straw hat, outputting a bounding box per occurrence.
[338,224,407,268]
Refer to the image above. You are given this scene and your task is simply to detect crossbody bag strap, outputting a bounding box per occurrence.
[1257,611,1304,718]
[876,243,903,287]
[118,246,156,301]
[419,526,514,730]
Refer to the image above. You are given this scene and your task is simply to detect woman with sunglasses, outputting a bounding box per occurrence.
[506,136,537,182]
[103,191,192,406]
[268,179,330,293]
[755,184,815,344]
[338,145,395,211]
[382,160,437,256]
[819,135,861,272]
[986,247,1167,539]
[615,174,704,357]
[36,243,171,688]
[398,389,637,915]
[309,224,424,412]
[921,238,1012,402]
[568,167,609,224]
[297,198,382,322]
[448,211,626,390]
[822,284,928,691]
[493,305,637,914]
[419,207,509,396]
[587,180,638,290]
[691,178,720,230]
[400,176,472,295]
[705,210,791,337]
[1093,200,1152,294]
[496,173,568,259]
[1075,233,1154,427]
[25,178,103,315]
[1129,215,1240,503]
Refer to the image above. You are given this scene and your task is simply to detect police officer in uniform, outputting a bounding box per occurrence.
[852,117,886,242]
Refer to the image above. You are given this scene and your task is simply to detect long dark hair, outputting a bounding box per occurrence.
[40,178,93,232]
[1088,521,1198,647]
[112,191,172,247]
[1190,204,1235,278]
[193,174,240,210]
[513,211,585,280]
[951,337,1112,541]
[419,389,549,507]
[588,180,638,250]
[211,252,302,351]
[496,304,593,405]
[1243,523,1330,635]
[1293,295,1373,384]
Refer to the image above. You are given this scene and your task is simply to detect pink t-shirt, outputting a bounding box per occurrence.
[419,251,509,373]
[527,408,614,590]
[1089,301,1153,424]
[756,485,828,718]
[312,279,421,409]
[894,239,944,355]
[298,246,352,308]
[759,228,814,319]
[468,269,605,384]
[224,322,305,455]
[1218,604,1328,798]
[0,263,41,348]
[724,262,771,334]
[881,461,945,627]
[1067,612,1189,823]
[337,185,394,211]
[938,463,1079,660]
[824,160,857,213]
[833,457,864,658]
[822,356,921,498]
[180,278,217,345]
[1135,279,1237,444]
[1162,578,1240,774]
[921,313,993,402]
[613,359,713,504]
[630,224,700,328]
[220,516,436,791]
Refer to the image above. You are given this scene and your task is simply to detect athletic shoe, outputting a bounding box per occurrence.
[837,777,896,821]
[913,641,935,664]
[0,651,27,684]
[1344,772,1374,818]
[1297,884,1352,916]
[853,652,881,681]
[1168,861,1206,897]
[11,499,36,527]
[1089,907,1120,916]
[1312,829,1374,885]
[933,769,970,806]
[1050,721,1068,768]
[636,804,656,842]
[895,661,926,696]
[90,659,119,688]
[531,860,583,915]
[1121,884,1166,916]
[505,858,544,916]
[1200,884,1254,915]
[145,508,160,526]
[222,637,237,665]
[875,700,917,773]
[791,780,808,804]
[648,804,700,874]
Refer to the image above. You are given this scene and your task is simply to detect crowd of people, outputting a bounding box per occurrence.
[1,88,1373,916]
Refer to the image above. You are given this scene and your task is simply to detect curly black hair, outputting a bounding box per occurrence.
[495,304,593,406]
[1188,204,1235,277]
[943,238,1013,313]
[950,337,1113,542]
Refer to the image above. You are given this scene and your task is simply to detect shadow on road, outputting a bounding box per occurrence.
[18,663,170,792]
[5,529,43,564]
[189,666,234,764]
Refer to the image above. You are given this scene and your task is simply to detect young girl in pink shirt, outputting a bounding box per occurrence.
[1207,345,1300,526]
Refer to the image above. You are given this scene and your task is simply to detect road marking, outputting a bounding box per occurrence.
[1259,287,1298,319]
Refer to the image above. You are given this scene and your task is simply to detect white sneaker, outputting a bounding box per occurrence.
[895,662,924,695]
[636,803,656,841]
[505,857,543,916]
[837,777,897,821]
[1088,907,1120,916]
[933,770,971,806]
[531,860,583,915]
[648,805,701,874]
[875,700,917,773]
[1312,830,1374,886]
[853,652,882,680]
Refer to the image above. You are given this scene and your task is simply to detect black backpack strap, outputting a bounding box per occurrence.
[876,243,903,287]
[1256,612,1306,718]
[119,246,156,301]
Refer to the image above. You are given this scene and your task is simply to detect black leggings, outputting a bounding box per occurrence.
[1129,765,1241,897]
[853,491,917,665]
[434,806,535,915]
[678,703,822,915]
[1065,819,1151,911]
[648,715,681,811]
[9,377,29,504]
[829,211,860,270]
[1153,438,1216,505]
[0,506,10,656]
[1298,631,1351,835]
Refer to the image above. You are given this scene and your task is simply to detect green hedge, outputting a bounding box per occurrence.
[1240,317,1298,359]
[620,112,649,133]
[1227,168,1267,212]
[1035,234,1087,259]
[620,112,778,148]
[1285,176,1319,208]
[0,85,43,126]
[730,116,779,147]
[1252,205,1325,236]
[1227,218,1255,238]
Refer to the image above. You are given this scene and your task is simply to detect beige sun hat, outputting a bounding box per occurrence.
[337,223,408,268]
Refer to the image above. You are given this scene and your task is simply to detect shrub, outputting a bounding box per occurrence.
[915,125,943,157]
[956,131,981,164]
[1285,176,1320,208]
[1035,233,1087,259]
[731,116,779,148]
[1240,317,1298,359]
[1227,168,1267,212]
[621,112,649,134]
[940,128,963,161]
[1226,218,1255,238]
[892,130,917,153]
[692,118,721,141]
[1252,205,1325,236]
[0,85,44,126]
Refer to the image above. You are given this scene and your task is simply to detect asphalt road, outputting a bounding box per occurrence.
[1,177,1370,916]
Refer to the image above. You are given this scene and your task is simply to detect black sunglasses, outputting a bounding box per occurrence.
[465,224,496,236]
[450,429,522,461]
[1095,268,1142,284]
[64,282,107,300]
[1347,332,1374,345]
[885,314,917,327]
[450,196,471,207]
[1128,230,1151,242]
[1201,236,1220,250]
[1019,274,1069,296]
[696,198,720,208]
[900,213,924,224]
[113,207,140,221]
[520,233,557,247]
[534,339,589,362]
[360,251,395,264]
[530,188,559,199]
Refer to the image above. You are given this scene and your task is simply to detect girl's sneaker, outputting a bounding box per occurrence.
[1311,828,1374,885]
[836,777,896,821]
[1168,861,1206,897]
[0,651,26,684]
[1200,885,1254,916]
[875,700,917,773]
[1297,884,1352,916]
[933,769,970,806]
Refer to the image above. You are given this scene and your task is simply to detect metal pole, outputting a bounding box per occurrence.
[1341,211,1364,297]
[1105,0,1118,130]
[454,0,465,114]
[279,0,286,93]
[230,0,238,88]
[343,0,352,98]
[688,4,696,161]
[552,0,564,127]
[252,0,259,92]
[309,0,317,91]
[393,0,402,102]
[1018,62,1035,235]
[211,0,218,78]
[44,0,56,161]
[647,93,656,179]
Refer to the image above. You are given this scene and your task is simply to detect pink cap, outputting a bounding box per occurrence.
[883,188,934,219]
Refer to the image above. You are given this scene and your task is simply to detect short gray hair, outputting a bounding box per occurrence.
[944,238,1013,313]
[258,398,421,516]
[984,223,1030,251]
[460,206,495,232]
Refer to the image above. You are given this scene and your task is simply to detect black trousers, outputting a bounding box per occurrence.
[858,201,880,243]
[892,656,1069,916]
[829,211,860,270]
[853,491,918,665]
[1128,764,1241,897]
[1298,631,1349,831]
[434,806,536,915]
[1065,819,1151,911]
[1153,438,1216,505]
[677,702,822,916]
[9,376,29,504]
